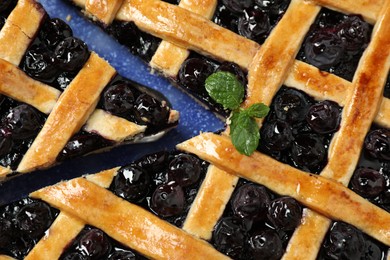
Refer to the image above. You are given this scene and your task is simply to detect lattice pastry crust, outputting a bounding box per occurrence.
[65,0,390,259]
[0,0,389,259]
[0,0,179,178]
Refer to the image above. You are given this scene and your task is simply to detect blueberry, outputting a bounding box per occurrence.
[39,18,73,50]
[108,250,137,260]
[76,229,111,258]
[0,16,6,30]
[290,133,326,173]
[322,222,366,259]
[238,7,270,43]
[102,82,135,118]
[111,164,151,203]
[0,127,13,157]
[213,4,239,32]
[273,88,312,125]
[304,28,345,70]
[217,61,247,86]
[221,0,254,13]
[22,45,59,83]
[267,197,302,231]
[54,37,89,72]
[107,21,160,62]
[178,58,215,93]
[150,182,185,217]
[0,217,14,249]
[306,100,341,134]
[62,252,87,260]
[212,216,249,258]
[362,238,384,260]
[337,15,370,55]
[5,104,44,140]
[55,71,76,90]
[133,94,170,127]
[247,229,283,260]
[15,201,53,238]
[261,120,294,151]
[57,133,111,161]
[167,154,201,187]
[351,168,385,198]
[231,183,270,221]
[364,129,390,161]
[0,0,15,13]
[136,151,169,173]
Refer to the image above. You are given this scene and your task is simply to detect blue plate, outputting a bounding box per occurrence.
[0,0,224,204]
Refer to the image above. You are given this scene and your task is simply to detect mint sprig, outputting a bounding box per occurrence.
[205,71,270,156]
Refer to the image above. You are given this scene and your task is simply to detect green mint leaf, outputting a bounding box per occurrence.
[243,103,270,118]
[205,71,245,110]
[230,111,260,156]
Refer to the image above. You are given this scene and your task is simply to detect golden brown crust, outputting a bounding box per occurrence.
[309,0,381,23]
[283,2,390,258]
[31,177,229,260]
[84,109,146,142]
[25,213,85,260]
[177,133,390,246]
[0,0,45,65]
[0,59,61,114]
[117,0,260,69]
[245,0,320,109]
[85,0,124,24]
[17,53,116,173]
[183,165,238,240]
[149,0,217,76]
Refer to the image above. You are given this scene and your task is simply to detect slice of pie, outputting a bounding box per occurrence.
[0,0,178,178]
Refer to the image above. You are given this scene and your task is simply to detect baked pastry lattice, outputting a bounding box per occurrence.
[65,0,390,258]
[0,0,389,259]
[0,0,178,178]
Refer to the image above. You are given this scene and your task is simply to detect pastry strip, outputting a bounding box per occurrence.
[284,1,390,258]
[309,0,382,23]
[31,177,229,259]
[176,133,390,246]
[183,0,321,242]
[182,165,238,240]
[150,0,217,77]
[85,0,124,24]
[83,109,146,142]
[0,0,45,65]
[25,213,85,260]
[17,53,116,173]
[0,59,61,114]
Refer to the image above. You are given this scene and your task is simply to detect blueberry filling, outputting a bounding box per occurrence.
[106,20,161,62]
[297,8,372,81]
[0,0,17,19]
[109,151,208,227]
[258,87,342,174]
[0,97,46,169]
[0,198,58,259]
[384,73,390,99]
[60,226,147,260]
[57,131,113,162]
[213,0,291,44]
[348,126,390,213]
[317,222,387,260]
[20,16,90,90]
[211,179,302,259]
[177,53,247,117]
[97,75,174,133]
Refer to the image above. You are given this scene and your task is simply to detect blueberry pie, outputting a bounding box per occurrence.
[0,0,178,178]
[1,0,390,259]
[64,0,390,258]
